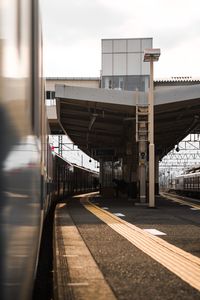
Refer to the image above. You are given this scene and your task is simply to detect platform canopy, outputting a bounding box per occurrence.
[53,84,200,160]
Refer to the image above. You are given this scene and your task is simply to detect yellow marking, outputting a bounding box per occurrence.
[67,283,89,286]
[5,192,29,198]
[81,197,200,292]
[73,191,99,198]
[161,192,200,210]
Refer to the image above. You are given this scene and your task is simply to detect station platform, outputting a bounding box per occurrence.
[53,192,200,300]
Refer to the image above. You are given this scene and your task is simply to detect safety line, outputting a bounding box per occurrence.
[160,192,200,210]
[54,203,116,300]
[81,198,200,292]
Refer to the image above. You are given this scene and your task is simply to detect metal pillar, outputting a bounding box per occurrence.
[155,155,159,195]
[99,159,104,189]
[136,95,148,203]
[148,59,155,207]
[144,48,160,207]
[139,141,147,202]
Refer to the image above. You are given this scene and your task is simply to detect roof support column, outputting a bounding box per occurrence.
[123,153,138,200]
[148,58,155,207]
[136,102,148,204]
[139,141,147,203]
[99,159,104,190]
[144,48,161,208]
[155,155,160,195]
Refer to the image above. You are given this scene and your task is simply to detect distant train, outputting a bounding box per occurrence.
[173,167,200,198]
[52,154,99,204]
[0,1,98,299]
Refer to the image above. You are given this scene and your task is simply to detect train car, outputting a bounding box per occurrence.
[174,167,200,198]
[0,2,99,299]
[0,1,45,299]
[53,154,99,200]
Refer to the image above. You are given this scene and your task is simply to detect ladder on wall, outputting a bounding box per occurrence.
[136,104,149,142]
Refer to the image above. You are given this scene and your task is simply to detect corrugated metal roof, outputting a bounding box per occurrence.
[46,76,200,86]
[155,76,200,83]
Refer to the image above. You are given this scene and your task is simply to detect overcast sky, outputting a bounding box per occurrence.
[40,0,200,79]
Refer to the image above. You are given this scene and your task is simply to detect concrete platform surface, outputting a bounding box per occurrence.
[54,193,200,300]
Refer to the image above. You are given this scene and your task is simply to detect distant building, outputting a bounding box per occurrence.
[45,38,200,100]
[101,38,152,91]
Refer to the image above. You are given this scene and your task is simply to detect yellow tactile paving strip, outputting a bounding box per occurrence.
[161,192,200,210]
[82,197,200,292]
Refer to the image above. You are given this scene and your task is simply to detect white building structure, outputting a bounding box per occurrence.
[101,38,152,91]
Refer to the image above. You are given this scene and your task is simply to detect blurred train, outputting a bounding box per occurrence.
[0,1,98,299]
[173,166,200,198]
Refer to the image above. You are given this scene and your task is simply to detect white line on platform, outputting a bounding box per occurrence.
[67,282,89,286]
[143,229,166,236]
[114,213,125,217]
[101,207,109,210]
[190,207,199,210]
[161,192,200,211]
[63,254,78,257]
[85,199,200,292]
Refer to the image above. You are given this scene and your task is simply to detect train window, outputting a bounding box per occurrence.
[46,91,55,99]
[46,91,51,99]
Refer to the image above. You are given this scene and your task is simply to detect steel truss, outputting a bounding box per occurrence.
[159,135,200,187]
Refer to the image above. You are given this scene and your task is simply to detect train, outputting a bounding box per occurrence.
[0,1,98,299]
[173,166,200,198]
